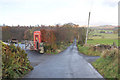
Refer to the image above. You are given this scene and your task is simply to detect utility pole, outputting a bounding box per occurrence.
[85,12,91,45]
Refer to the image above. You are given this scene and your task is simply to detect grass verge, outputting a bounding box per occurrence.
[92,48,119,79]
[77,43,119,79]
[77,44,101,56]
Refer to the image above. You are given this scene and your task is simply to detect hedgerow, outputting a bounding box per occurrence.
[1,41,33,78]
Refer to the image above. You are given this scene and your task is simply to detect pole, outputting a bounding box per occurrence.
[85,12,91,45]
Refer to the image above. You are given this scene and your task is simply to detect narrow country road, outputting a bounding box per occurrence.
[24,40,103,78]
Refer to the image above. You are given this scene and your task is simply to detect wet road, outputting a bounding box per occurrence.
[24,41,103,78]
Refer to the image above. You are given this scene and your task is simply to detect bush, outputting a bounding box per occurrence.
[44,42,71,54]
[1,41,33,78]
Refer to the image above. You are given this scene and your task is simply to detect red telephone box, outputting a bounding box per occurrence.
[34,31,41,50]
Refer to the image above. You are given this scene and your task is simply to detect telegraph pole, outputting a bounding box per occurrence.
[85,12,91,45]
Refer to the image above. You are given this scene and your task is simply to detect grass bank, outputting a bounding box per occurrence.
[77,29,119,79]
[92,48,119,79]
[77,44,101,56]
[77,44,119,79]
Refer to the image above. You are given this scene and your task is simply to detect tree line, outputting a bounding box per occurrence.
[2,23,86,50]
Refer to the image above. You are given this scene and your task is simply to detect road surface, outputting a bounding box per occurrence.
[24,41,103,78]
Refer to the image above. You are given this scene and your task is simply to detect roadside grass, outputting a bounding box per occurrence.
[77,30,119,79]
[77,45,101,56]
[77,44,119,79]
[92,49,120,79]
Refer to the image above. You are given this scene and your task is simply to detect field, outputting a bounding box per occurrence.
[87,30,118,46]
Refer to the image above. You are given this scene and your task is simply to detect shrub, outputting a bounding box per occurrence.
[1,41,33,78]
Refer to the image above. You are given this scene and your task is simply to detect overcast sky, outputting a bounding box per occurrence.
[0,0,119,26]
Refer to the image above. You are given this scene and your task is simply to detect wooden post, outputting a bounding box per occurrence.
[85,12,91,45]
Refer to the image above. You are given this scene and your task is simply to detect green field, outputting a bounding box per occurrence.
[87,39,118,46]
[87,31,118,46]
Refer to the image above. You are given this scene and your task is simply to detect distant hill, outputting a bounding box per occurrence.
[78,25,118,30]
